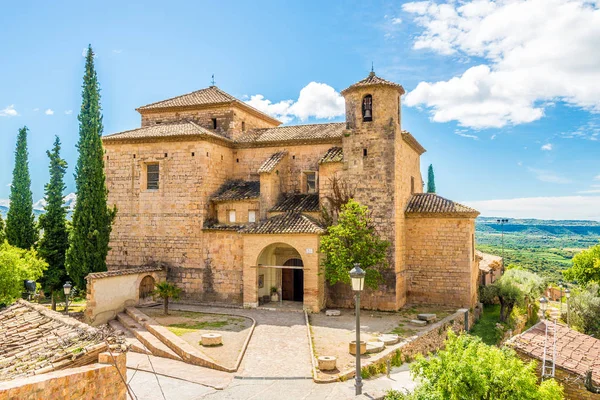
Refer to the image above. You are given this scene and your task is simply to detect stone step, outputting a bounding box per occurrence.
[108,319,152,355]
[417,313,437,322]
[410,319,427,326]
[116,313,182,362]
[366,340,385,354]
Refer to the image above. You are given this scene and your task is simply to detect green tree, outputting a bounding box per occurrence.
[153,282,182,315]
[38,136,70,310]
[320,199,390,289]
[427,164,436,193]
[0,214,5,243]
[0,242,47,305]
[66,45,116,289]
[385,331,564,400]
[564,244,600,284]
[6,126,37,249]
[568,284,600,337]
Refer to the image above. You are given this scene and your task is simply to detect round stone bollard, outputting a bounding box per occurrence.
[379,334,400,346]
[200,333,223,346]
[349,340,367,355]
[317,356,337,371]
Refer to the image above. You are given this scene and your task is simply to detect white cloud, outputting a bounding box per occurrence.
[577,189,600,194]
[82,48,87,57]
[65,110,73,115]
[541,143,553,151]
[33,108,39,112]
[454,129,479,140]
[245,82,345,123]
[0,105,18,117]
[463,196,600,221]
[517,161,523,166]
[391,17,403,24]
[595,174,600,181]
[403,0,600,129]
[490,134,497,140]
[528,167,571,184]
[45,109,54,115]
[112,49,123,54]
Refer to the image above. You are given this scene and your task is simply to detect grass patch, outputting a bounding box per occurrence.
[470,304,504,345]
[166,318,243,336]
[389,323,417,337]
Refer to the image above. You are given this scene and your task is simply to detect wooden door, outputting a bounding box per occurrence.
[139,276,155,299]
[282,269,294,300]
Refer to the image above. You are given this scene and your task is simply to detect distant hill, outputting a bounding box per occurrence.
[0,193,76,220]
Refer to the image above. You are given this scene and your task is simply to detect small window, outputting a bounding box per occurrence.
[411,176,415,194]
[106,155,109,160]
[229,210,236,223]
[164,153,168,158]
[236,158,239,163]
[212,118,217,129]
[221,155,223,161]
[363,148,368,157]
[305,172,317,194]
[242,121,246,132]
[248,210,256,223]
[156,121,162,125]
[362,95,373,122]
[147,164,159,190]
[133,154,136,159]
[192,152,195,157]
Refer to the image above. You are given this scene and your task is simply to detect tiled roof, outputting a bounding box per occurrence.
[242,212,324,234]
[319,147,343,164]
[86,266,164,281]
[509,321,600,385]
[0,300,115,382]
[271,194,320,213]
[475,251,503,273]
[137,86,237,111]
[212,180,260,202]
[405,193,479,216]
[258,151,288,173]
[202,220,247,231]
[103,121,231,143]
[401,130,426,155]
[237,122,345,145]
[342,72,405,94]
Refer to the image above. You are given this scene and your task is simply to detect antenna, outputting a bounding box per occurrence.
[371,62,374,73]
[211,74,216,86]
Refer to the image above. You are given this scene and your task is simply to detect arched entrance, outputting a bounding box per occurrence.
[282,258,304,302]
[139,275,155,300]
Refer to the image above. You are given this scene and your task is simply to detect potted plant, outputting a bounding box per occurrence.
[270,286,279,302]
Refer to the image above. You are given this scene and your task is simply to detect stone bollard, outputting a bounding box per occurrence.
[200,333,223,346]
[349,340,367,355]
[317,356,337,371]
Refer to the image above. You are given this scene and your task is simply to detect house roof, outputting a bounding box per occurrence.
[258,151,288,173]
[242,212,324,234]
[508,320,600,385]
[319,147,344,164]
[402,130,426,155]
[212,180,260,202]
[235,122,346,145]
[341,72,405,95]
[102,121,232,143]
[271,194,320,213]
[86,266,164,281]
[476,251,503,273]
[405,193,479,216]
[0,300,114,382]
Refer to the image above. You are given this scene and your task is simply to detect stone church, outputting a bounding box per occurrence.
[102,72,480,312]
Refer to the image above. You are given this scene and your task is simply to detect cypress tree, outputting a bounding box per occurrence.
[6,126,38,249]
[66,45,116,288]
[427,164,436,194]
[38,136,70,310]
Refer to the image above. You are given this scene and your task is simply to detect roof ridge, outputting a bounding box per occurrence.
[136,86,235,111]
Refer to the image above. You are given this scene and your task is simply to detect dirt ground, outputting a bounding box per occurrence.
[309,305,455,379]
[144,309,253,369]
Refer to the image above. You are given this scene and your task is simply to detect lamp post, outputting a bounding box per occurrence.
[496,219,508,273]
[558,282,563,315]
[350,263,366,396]
[540,296,548,320]
[63,281,72,316]
[565,288,571,327]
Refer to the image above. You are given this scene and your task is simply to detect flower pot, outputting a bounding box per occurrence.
[271,293,279,302]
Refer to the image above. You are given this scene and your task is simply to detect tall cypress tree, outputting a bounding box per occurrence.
[38,136,70,310]
[6,126,38,249]
[427,164,436,194]
[66,45,116,288]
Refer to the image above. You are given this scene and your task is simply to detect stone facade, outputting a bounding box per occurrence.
[102,72,479,312]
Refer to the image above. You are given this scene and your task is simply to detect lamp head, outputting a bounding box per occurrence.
[539,296,548,313]
[565,288,571,298]
[63,281,72,296]
[349,263,366,292]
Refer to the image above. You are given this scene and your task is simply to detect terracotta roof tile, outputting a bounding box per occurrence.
[271,194,320,213]
[0,300,116,382]
[341,72,405,94]
[103,121,231,143]
[509,321,600,385]
[202,221,247,231]
[136,86,237,111]
[86,266,164,281]
[405,193,479,216]
[237,122,345,145]
[212,180,260,202]
[258,151,287,173]
[319,147,344,164]
[242,212,324,234]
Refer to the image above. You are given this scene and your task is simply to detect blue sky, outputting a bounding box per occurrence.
[1,0,599,219]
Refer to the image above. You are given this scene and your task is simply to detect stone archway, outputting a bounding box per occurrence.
[255,243,305,305]
[139,275,155,300]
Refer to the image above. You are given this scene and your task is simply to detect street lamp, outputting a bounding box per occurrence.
[63,281,72,316]
[539,296,548,320]
[558,281,564,315]
[496,219,508,273]
[350,263,366,396]
[565,288,571,327]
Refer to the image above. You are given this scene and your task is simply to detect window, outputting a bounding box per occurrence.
[362,95,373,122]
[192,152,195,157]
[411,176,415,194]
[212,118,217,129]
[156,121,162,125]
[248,210,256,223]
[147,164,159,190]
[363,148,368,157]
[242,121,246,132]
[229,210,236,223]
[305,171,317,194]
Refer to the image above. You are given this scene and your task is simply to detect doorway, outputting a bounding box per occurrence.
[282,258,304,302]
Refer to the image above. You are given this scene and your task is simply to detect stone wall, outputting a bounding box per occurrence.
[405,216,478,309]
[0,352,127,400]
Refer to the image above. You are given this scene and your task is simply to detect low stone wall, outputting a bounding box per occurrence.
[0,352,127,400]
[85,266,167,326]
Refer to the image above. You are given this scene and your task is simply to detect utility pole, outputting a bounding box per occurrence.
[497,219,508,273]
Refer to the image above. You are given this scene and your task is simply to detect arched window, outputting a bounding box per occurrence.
[362,95,373,122]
